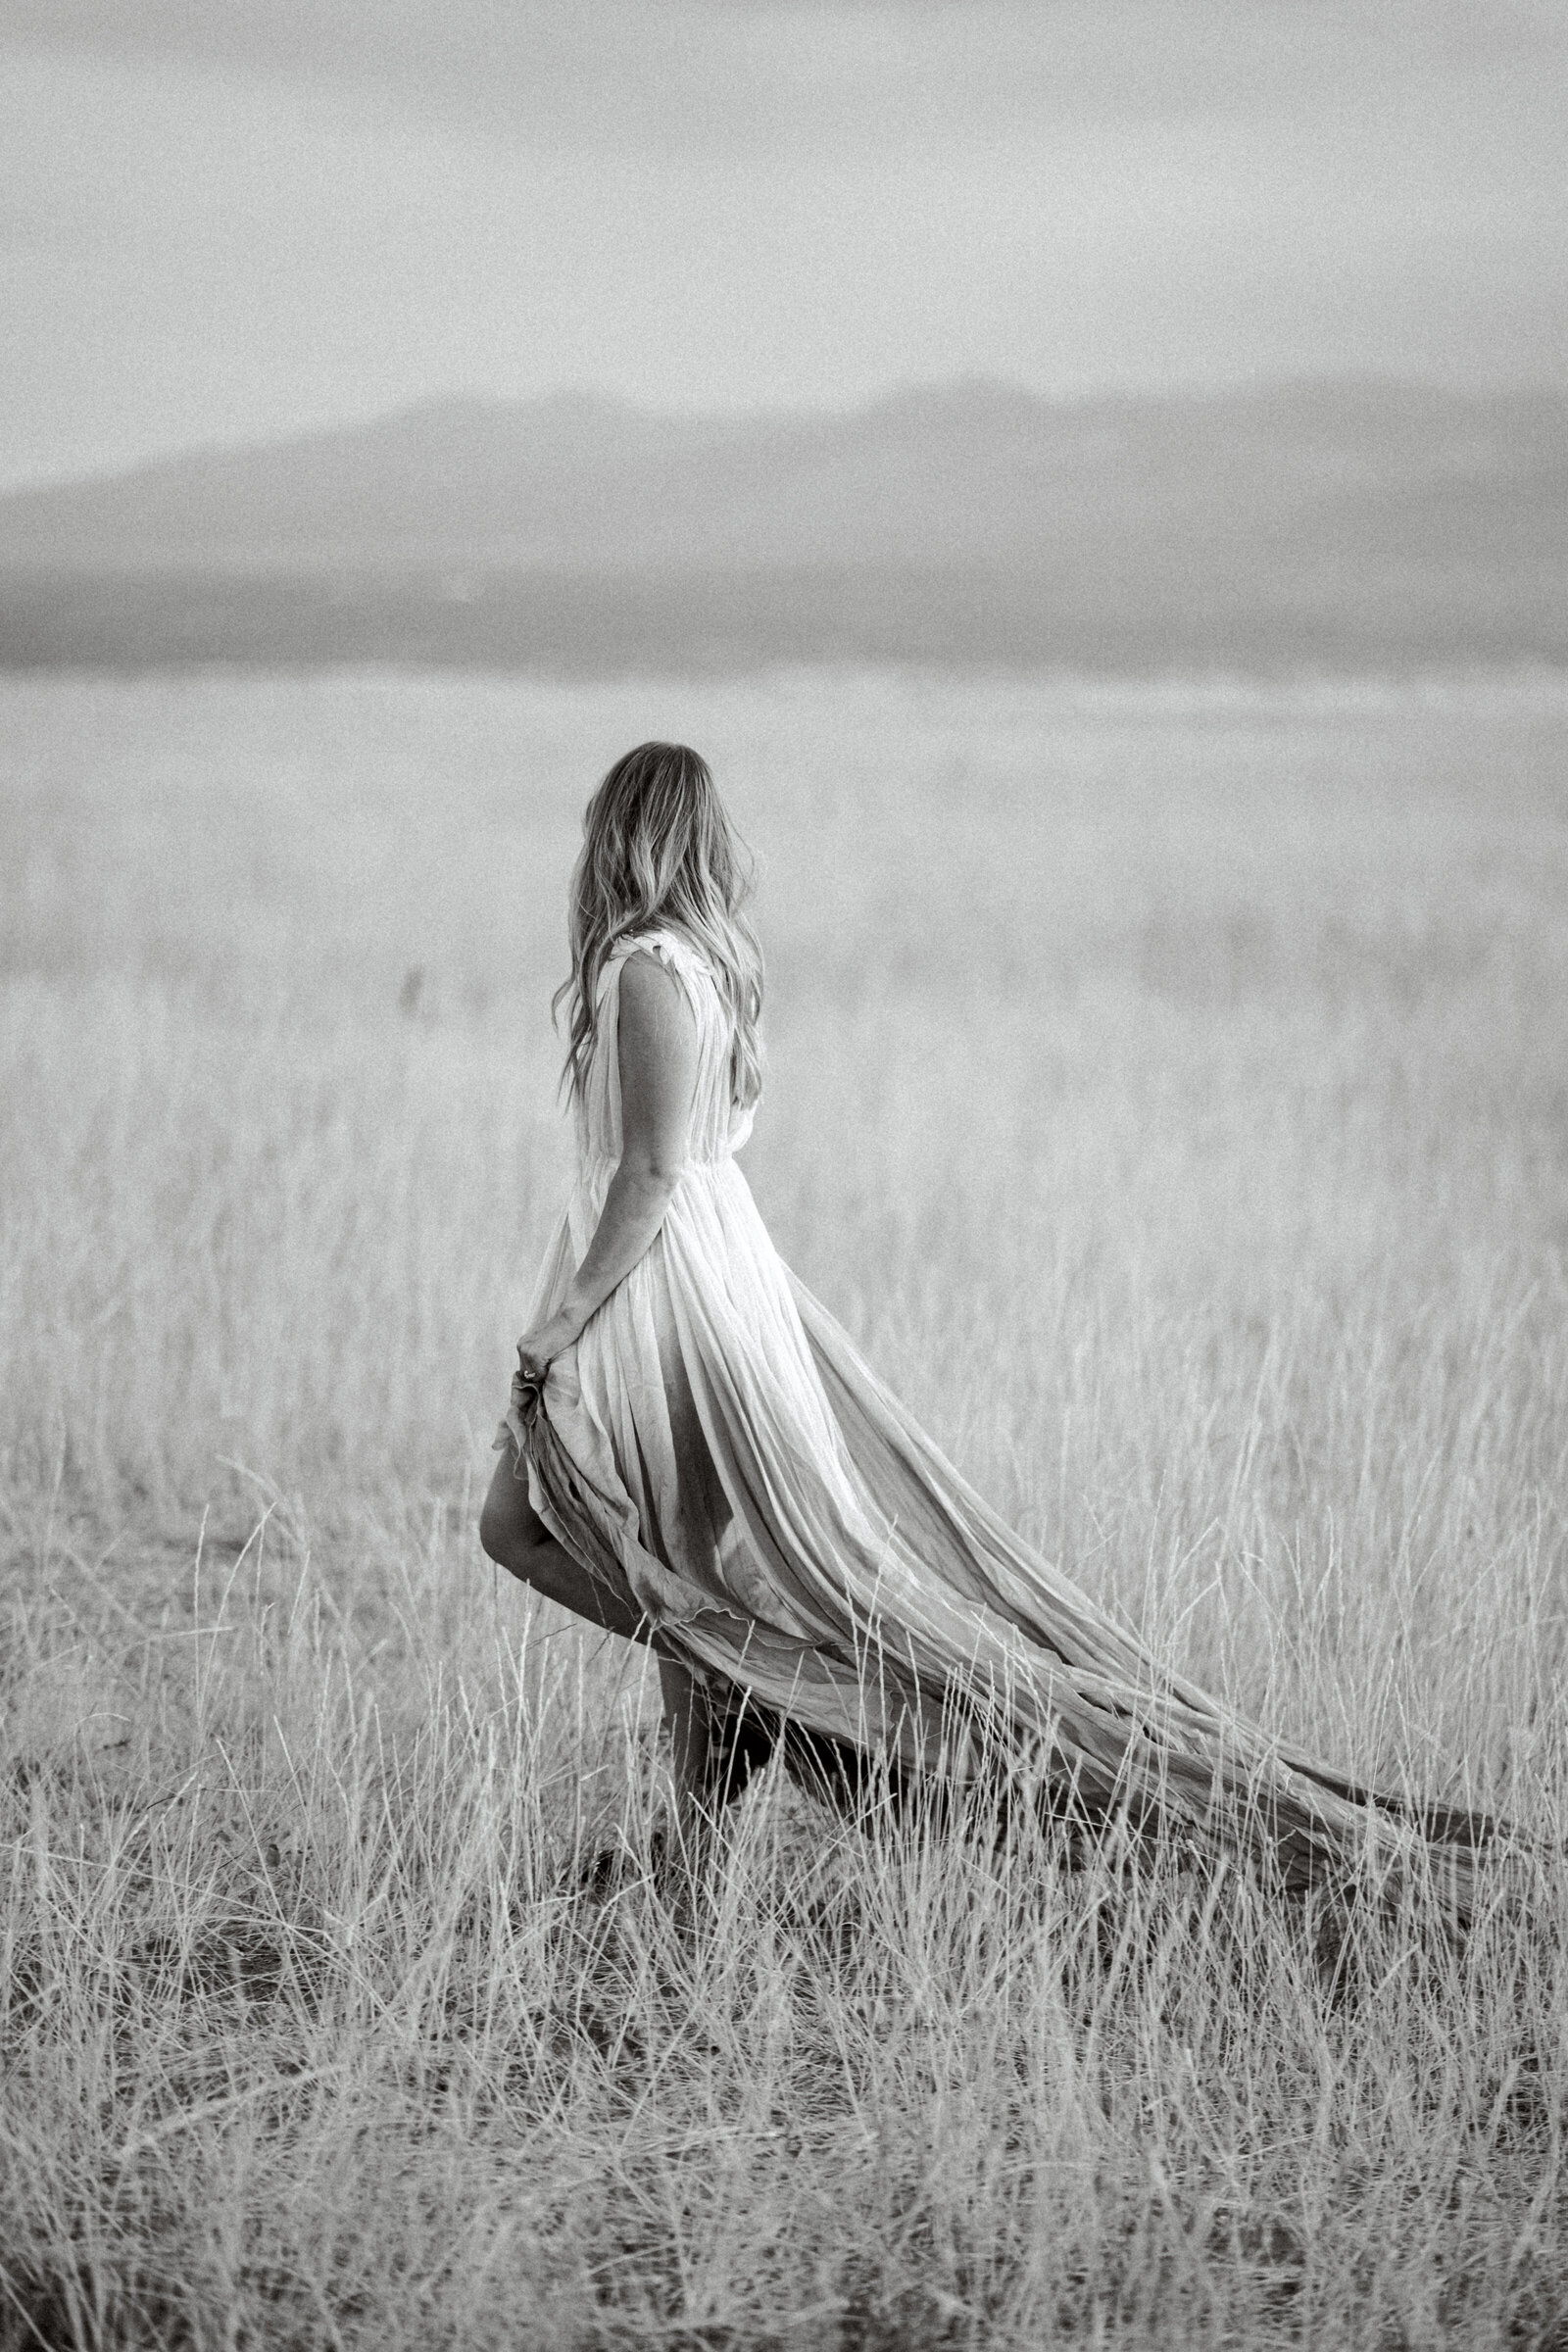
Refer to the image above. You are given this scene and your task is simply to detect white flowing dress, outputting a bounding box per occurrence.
[502,927,1497,1899]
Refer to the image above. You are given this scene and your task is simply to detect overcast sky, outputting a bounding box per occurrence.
[3,0,1565,488]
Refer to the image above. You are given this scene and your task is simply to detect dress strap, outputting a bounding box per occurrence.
[602,927,710,995]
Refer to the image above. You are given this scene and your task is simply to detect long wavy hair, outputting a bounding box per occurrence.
[554,743,764,1109]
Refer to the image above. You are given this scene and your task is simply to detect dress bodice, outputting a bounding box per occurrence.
[574,927,756,1180]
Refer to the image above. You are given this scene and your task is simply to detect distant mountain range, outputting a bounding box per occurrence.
[2,379,1563,671]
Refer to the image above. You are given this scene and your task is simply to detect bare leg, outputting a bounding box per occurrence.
[480,1444,717,1844]
[478,1445,651,1642]
[658,1652,714,1854]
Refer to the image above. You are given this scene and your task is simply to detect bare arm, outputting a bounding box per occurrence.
[516,951,699,1373]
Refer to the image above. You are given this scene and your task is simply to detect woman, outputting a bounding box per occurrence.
[480,743,1499,1904]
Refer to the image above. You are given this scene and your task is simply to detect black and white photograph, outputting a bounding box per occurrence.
[2,4,1566,2345]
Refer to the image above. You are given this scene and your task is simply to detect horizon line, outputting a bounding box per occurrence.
[5,364,1565,502]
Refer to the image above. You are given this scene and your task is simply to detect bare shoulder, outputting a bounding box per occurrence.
[617,948,699,1136]
[618,948,697,1053]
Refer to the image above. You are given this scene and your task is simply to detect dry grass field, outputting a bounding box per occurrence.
[3,665,1568,2348]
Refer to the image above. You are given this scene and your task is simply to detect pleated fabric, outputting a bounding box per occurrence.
[503,928,1505,1908]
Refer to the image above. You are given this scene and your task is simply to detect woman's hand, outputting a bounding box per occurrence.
[506,1309,579,1445]
[514,1309,579,1390]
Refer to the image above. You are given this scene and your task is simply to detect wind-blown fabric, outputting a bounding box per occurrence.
[501,928,1502,1909]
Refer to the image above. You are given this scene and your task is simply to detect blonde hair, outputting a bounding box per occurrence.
[554,743,763,1108]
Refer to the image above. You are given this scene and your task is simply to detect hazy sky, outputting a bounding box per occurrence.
[3,0,1565,487]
